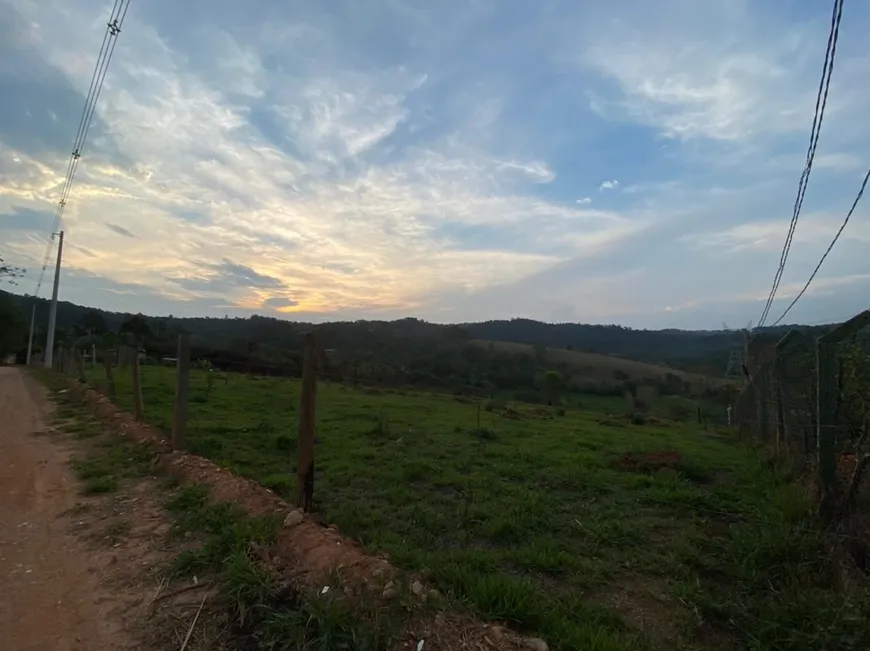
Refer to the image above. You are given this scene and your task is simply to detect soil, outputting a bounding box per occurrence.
[614,450,682,473]
[10,370,540,651]
[0,367,201,651]
[592,575,679,643]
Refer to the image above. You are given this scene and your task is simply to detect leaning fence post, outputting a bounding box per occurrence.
[297,332,320,512]
[103,351,116,399]
[132,352,144,421]
[172,334,190,449]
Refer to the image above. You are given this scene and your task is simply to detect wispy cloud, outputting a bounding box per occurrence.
[1,0,869,328]
[106,223,137,238]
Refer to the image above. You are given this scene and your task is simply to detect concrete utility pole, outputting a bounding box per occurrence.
[26,304,36,365]
[43,231,64,369]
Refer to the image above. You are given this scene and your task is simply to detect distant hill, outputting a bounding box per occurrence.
[471,340,716,386]
[463,318,826,375]
[1,289,830,379]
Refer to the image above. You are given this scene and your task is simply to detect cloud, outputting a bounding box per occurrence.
[682,213,870,253]
[106,223,137,238]
[1,0,869,329]
[263,296,298,309]
[169,259,287,294]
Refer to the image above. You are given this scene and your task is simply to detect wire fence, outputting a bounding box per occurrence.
[736,309,870,514]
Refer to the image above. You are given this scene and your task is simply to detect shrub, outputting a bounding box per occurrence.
[631,412,646,426]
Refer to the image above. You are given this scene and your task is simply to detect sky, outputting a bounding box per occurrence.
[1,0,868,330]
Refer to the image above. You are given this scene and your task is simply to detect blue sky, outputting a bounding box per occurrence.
[1,0,868,329]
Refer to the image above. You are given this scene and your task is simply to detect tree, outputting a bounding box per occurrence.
[77,310,108,338]
[543,370,563,406]
[0,254,24,285]
[119,313,152,347]
[0,294,27,357]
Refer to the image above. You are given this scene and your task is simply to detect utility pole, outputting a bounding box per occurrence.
[43,231,64,369]
[26,304,36,365]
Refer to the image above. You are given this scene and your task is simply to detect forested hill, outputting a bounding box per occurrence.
[463,319,784,371]
[2,290,826,375]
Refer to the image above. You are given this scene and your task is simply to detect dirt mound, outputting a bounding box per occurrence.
[66,381,394,589]
[501,407,526,420]
[58,378,540,650]
[614,450,681,473]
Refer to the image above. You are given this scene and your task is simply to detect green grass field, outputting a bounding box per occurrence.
[83,364,869,651]
[472,339,716,385]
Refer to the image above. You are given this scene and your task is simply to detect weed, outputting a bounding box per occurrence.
[261,473,294,496]
[76,365,870,651]
[471,427,498,442]
[83,475,118,494]
[164,484,280,579]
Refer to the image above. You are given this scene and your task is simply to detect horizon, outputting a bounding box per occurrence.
[2,1,869,330]
[2,286,830,334]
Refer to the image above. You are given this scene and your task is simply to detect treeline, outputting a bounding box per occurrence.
[0,290,827,401]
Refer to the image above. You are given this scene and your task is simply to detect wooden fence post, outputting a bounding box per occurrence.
[74,348,87,383]
[172,334,190,450]
[297,332,320,512]
[132,353,144,421]
[103,351,116,399]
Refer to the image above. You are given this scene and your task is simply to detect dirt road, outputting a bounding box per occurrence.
[0,367,123,651]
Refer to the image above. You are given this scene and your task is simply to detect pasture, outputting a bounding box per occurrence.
[83,364,869,651]
[471,339,716,385]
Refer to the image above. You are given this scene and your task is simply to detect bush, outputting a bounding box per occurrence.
[631,412,646,426]
[556,407,566,417]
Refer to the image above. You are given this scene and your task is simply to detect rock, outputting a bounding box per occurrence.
[488,626,505,642]
[411,579,425,597]
[426,588,441,602]
[283,510,304,527]
[523,638,548,651]
[382,581,399,600]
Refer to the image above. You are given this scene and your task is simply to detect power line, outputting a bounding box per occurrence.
[33,0,132,297]
[756,0,844,330]
[770,165,870,327]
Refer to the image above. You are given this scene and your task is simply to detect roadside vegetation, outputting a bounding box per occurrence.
[38,369,413,650]
[74,364,870,650]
